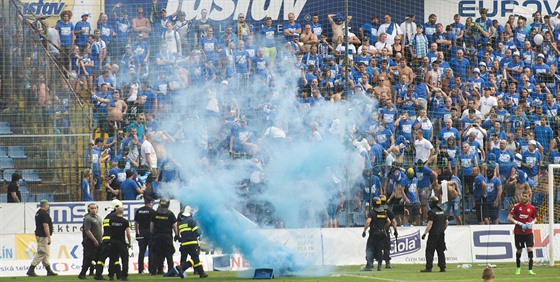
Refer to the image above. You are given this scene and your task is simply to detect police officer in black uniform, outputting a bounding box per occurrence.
[420,195,448,273]
[362,197,390,271]
[94,199,122,280]
[150,198,179,276]
[134,196,155,274]
[174,206,208,279]
[109,206,132,281]
[380,195,398,269]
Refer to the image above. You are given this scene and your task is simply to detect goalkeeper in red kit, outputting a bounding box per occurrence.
[507,191,537,275]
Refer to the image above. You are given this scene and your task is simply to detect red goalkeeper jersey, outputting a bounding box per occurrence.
[509,202,537,235]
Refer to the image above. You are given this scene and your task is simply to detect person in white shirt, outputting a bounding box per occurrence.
[377,14,402,46]
[479,87,498,117]
[414,128,435,164]
[399,15,417,48]
[141,132,158,175]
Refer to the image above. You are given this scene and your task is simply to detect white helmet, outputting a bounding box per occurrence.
[182,206,193,217]
[111,199,123,209]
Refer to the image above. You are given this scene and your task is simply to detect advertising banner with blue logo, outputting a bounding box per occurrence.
[425,0,560,28]
[104,0,424,37]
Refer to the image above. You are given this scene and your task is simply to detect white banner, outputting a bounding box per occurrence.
[424,0,560,30]
[2,214,559,277]
[1,200,180,235]
[0,204,26,235]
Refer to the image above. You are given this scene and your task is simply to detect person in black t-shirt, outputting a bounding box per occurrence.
[420,196,448,273]
[7,172,22,203]
[27,199,58,277]
[109,206,132,280]
[150,198,179,276]
[134,196,155,274]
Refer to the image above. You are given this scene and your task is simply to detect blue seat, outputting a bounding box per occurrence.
[498,210,510,224]
[0,158,14,169]
[3,169,16,181]
[353,212,366,226]
[22,169,41,183]
[0,147,7,158]
[0,122,12,135]
[338,213,349,227]
[18,185,34,202]
[36,193,54,203]
[8,146,27,159]
[0,194,7,203]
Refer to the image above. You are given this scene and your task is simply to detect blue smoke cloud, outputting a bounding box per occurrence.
[159,50,375,276]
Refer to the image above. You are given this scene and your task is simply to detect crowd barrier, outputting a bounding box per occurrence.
[0,201,558,276]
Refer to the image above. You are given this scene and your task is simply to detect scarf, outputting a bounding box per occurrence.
[237,22,250,41]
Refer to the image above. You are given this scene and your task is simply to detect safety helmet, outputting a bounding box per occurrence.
[159,198,170,209]
[379,195,389,209]
[372,196,384,212]
[182,206,193,217]
[406,167,415,179]
[428,195,439,209]
[111,199,123,209]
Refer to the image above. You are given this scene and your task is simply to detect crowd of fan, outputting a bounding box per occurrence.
[29,0,560,227]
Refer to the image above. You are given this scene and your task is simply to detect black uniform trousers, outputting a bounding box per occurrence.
[425,232,446,270]
[383,230,391,263]
[95,242,120,278]
[179,245,203,271]
[149,234,174,274]
[109,241,129,278]
[366,231,385,265]
[80,241,101,276]
[136,231,152,274]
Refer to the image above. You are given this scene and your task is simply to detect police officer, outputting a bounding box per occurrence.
[420,195,448,273]
[175,206,208,279]
[134,196,155,274]
[150,198,179,276]
[380,195,398,269]
[79,203,103,279]
[362,197,390,271]
[109,206,132,281]
[94,199,122,280]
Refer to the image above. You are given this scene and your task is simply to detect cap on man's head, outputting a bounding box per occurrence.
[529,140,537,146]
[478,62,487,67]
[293,33,300,38]
[513,51,520,57]
[144,196,154,204]
[160,8,167,13]
[473,68,481,74]
[537,53,545,59]
[40,199,49,207]
[81,11,90,17]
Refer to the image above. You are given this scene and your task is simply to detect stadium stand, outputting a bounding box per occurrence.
[0,0,559,226]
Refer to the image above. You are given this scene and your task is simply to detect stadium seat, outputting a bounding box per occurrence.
[353,212,366,226]
[19,185,34,202]
[0,193,6,203]
[3,169,16,182]
[22,169,41,183]
[0,122,12,135]
[498,210,510,224]
[35,193,54,203]
[7,146,27,159]
[0,158,14,169]
[338,213,348,227]
[0,146,7,158]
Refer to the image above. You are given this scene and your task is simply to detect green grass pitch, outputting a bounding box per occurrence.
[3,263,559,281]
